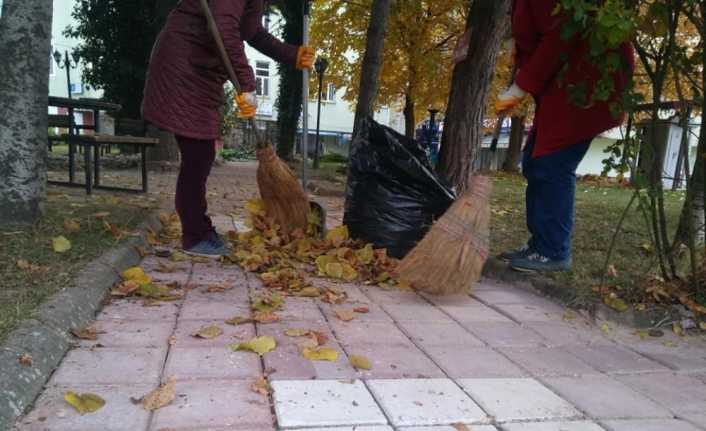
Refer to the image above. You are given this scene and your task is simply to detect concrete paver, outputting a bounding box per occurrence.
[615,373,706,415]
[500,346,599,377]
[271,380,387,428]
[367,379,487,427]
[457,378,582,422]
[501,421,606,431]
[601,419,704,431]
[422,346,528,379]
[164,346,262,380]
[49,348,166,386]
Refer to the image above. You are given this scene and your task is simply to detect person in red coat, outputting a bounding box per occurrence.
[496,0,634,272]
[142,0,314,257]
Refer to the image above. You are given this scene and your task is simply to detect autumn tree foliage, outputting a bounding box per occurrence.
[311,0,467,137]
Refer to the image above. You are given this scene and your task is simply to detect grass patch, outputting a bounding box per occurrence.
[0,188,154,342]
[490,172,686,306]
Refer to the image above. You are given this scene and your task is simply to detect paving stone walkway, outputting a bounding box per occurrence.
[18,163,706,431]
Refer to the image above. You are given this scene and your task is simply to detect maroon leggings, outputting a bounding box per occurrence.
[176,136,215,249]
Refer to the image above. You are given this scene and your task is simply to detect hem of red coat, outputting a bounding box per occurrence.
[531,122,624,158]
[143,115,219,141]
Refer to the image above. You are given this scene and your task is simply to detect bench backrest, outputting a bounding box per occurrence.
[48,114,72,129]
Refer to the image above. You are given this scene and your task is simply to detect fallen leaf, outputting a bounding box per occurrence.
[604,296,629,312]
[302,347,339,362]
[192,325,223,339]
[284,329,311,337]
[142,377,176,411]
[325,225,349,247]
[349,354,371,370]
[52,236,72,253]
[699,321,706,331]
[225,316,253,326]
[64,391,105,415]
[206,283,233,293]
[251,292,284,313]
[253,311,281,324]
[168,335,177,346]
[134,246,149,258]
[121,267,152,286]
[71,326,101,340]
[111,280,141,297]
[673,322,684,336]
[452,424,471,431]
[562,311,577,321]
[92,211,111,219]
[18,353,33,366]
[230,335,276,355]
[296,286,321,297]
[334,308,355,322]
[64,219,81,233]
[601,323,611,334]
[311,331,328,346]
[251,377,270,396]
[353,307,370,314]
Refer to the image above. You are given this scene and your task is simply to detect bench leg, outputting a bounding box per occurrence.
[69,142,75,184]
[94,144,101,187]
[84,143,92,194]
[141,145,148,193]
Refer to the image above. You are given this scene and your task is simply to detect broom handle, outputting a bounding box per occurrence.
[199,0,266,148]
[489,64,519,153]
[301,1,311,188]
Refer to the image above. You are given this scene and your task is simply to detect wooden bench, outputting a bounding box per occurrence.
[47,97,160,194]
[64,134,159,194]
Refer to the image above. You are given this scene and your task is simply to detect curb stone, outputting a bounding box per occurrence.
[0,212,162,431]
[482,257,682,329]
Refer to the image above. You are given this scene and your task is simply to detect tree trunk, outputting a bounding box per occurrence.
[0,0,53,225]
[502,115,525,172]
[438,0,510,193]
[275,0,304,161]
[403,92,416,139]
[351,0,392,140]
[145,124,180,165]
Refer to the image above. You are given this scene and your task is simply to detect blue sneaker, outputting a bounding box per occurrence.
[498,244,531,262]
[510,252,572,273]
[184,236,228,258]
[208,230,226,248]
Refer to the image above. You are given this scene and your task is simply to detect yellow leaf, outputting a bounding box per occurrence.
[326,262,344,279]
[192,325,223,339]
[316,255,332,275]
[601,323,611,334]
[355,244,374,265]
[253,311,281,324]
[335,308,356,322]
[111,280,140,297]
[121,267,152,286]
[230,336,276,355]
[252,292,284,313]
[699,321,706,331]
[64,219,81,233]
[325,225,349,246]
[673,322,684,337]
[141,377,176,411]
[349,354,371,370]
[251,377,270,396]
[603,296,628,312]
[302,347,339,362]
[64,391,105,415]
[341,263,358,281]
[52,236,72,253]
[285,329,311,337]
[225,316,253,325]
[296,286,321,297]
[245,199,266,217]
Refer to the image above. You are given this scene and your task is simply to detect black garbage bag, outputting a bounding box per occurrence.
[343,117,456,259]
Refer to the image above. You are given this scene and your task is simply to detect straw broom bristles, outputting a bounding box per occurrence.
[397,175,492,295]
[256,146,310,234]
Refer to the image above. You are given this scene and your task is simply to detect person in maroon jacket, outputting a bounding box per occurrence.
[495,0,634,272]
[142,0,314,257]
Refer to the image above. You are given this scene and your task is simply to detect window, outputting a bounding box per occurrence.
[321,83,336,103]
[255,61,270,97]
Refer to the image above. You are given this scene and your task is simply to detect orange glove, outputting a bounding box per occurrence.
[296,46,315,70]
[235,92,257,119]
[495,82,527,116]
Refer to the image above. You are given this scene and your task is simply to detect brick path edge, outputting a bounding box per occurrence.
[0,212,163,430]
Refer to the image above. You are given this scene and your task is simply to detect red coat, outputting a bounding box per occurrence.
[512,0,635,157]
[142,0,298,140]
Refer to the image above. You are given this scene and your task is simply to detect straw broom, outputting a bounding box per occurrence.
[397,175,492,295]
[200,0,310,233]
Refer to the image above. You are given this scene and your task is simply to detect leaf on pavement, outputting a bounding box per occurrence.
[64,391,105,415]
[349,354,371,370]
[121,267,152,286]
[225,316,254,326]
[230,336,276,355]
[335,308,355,322]
[18,354,33,366]
[192,325,223,339]
[141,377,176,411]
[71,326,102,340]
[302,347,339,362]
[251,377,271,396]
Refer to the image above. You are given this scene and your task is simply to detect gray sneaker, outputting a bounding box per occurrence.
[498,244,531,262]
[184,237,228,258]
[510,252,572,273]
[208,230,226,248]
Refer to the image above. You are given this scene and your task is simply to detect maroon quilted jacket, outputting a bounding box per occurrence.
[142,0,298,140]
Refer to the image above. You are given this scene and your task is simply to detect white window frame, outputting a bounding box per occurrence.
[255,61,270,98]
[321,83,336,103]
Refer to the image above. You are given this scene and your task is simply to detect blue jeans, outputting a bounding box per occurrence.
[522,134,592,261]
